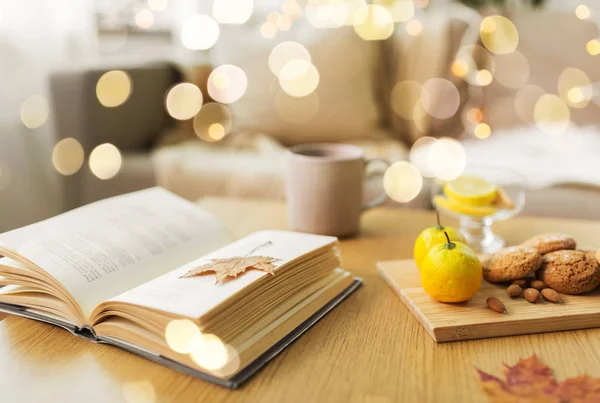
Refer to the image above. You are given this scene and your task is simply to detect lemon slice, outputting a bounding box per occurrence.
[444,175,498,206]
[434,195,497,217]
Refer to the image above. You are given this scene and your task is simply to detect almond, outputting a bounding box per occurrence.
[524,288,540,303]
[507,284,523,298]
[486,297,507,313]
[511,279,528,288]
[541,288,561,303]
[530,280,547,291]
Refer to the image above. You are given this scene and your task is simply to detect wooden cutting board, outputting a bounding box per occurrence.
[378,259,600,343]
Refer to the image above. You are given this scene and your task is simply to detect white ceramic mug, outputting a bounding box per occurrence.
[285,143,390,237]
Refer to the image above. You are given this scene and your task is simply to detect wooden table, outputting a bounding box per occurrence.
[2,198,600,403]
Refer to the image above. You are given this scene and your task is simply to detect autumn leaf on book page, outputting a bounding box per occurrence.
[477,355,600,402]
[180,256,280,284]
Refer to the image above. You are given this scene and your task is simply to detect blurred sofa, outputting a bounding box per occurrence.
[49,63,181,210]
[48,6,600,220]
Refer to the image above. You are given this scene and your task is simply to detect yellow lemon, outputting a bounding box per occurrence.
[444,174,497,206]
[414,225,466,270]
[421,240,482,303]
[434,195,497,217]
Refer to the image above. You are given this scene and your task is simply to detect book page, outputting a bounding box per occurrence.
[0,188,230,319]
[104,230,338,320]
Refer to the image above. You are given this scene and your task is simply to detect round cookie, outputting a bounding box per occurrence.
[579,249,599,264]
[537,250,600,295]
[483,246,542,283]
[521,233,576,254]
[596,249,600,265]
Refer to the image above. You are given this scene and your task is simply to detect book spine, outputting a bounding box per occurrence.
[73,325,98,342]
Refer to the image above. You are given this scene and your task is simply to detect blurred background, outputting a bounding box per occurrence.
[1,0,600,232]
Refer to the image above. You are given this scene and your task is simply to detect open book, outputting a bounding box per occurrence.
[0,188,360,388]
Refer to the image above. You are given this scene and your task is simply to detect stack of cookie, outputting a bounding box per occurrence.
[483,233,600,296]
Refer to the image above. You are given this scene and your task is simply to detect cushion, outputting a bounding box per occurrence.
[82,64,181,150]
[462,125,600,189]
[152,132,408,202]
[484,9,600,129]
[383,7,470,145]
[152,133,286,202]
[209,21,382,145]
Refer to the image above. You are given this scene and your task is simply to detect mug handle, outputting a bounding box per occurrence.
[362,158,391,211]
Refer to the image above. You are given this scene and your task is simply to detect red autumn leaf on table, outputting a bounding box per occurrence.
[478,355,600,402]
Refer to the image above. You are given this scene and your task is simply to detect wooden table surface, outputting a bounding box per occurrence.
[2,198,600,403]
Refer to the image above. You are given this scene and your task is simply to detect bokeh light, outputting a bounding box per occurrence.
[122,380,156,403]
[575,4,590,20]
[428,138,466,181]
[282,0,302,17]
[375,0,414,22]
[465,107,483,125]
[89,143,122,180]
[165,319,202,354]
[383,161,423,203]
[493,51,529,88]
[558,67,592,108]
[278,59,320,98]
[391,80,422,120]
[406,19,422,36]
[208,65,248,104]
[260,21,277,38]
[420,78,460,119]
[190,333,230,371]
[409,136,438,178]
[135,9,154,29]
[480,15,519,55]
[275,91,319,124]
[567,88,581,103]
[268,41,311,76]
[276,14,293,30]
[181,15,220,50]
[193,102,233,142]
[534,94,570,135]
[305,1,348,28]
[454,44,494,85]
[514,84,545,125]
[412,104,428,131]
[474,123,491,139]
[212,344,241,377]
[342,0,369,24]
[52,138,84,176]
[213,0,253,24]
[451,60,468,78]
[352,4,394,41]
[165,83,203,120]
[20,95,49,129]
[586,39,600,56]
[475,69,493,86]
[208,124,225,140]
[148,0,167,11]
[96,70,132,108]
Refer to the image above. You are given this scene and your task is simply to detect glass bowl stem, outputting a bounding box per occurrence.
[459,216,505,254]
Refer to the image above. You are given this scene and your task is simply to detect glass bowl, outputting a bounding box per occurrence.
[431,165,526,254]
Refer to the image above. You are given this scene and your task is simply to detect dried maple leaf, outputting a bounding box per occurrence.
[180,255,280,283]
[477,355,600,403]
